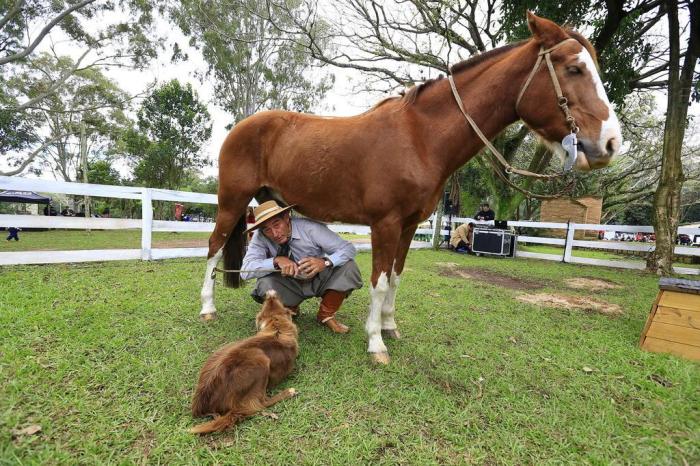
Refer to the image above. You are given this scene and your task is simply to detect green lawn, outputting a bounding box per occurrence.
[1,251,699,464]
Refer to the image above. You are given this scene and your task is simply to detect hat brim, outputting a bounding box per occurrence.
[244,204,296,234]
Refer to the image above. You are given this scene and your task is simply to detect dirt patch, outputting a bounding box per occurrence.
[516,293,622,316]
[436,263,544,291]
[564,277,622,291]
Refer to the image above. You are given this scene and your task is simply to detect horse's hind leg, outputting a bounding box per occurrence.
[199,198,251,320]
[381,224,418,340]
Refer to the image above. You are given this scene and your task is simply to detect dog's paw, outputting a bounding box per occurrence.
[287,388,298,397]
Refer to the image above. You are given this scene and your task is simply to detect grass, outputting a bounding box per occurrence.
[1,250,699,464]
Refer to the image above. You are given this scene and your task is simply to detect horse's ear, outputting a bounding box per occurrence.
[526,11,569,49]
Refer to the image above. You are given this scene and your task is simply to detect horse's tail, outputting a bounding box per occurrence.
[222,216,247,288]
[190,410,246,434]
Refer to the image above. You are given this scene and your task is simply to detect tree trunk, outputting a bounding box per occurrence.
[647,0,698,275]
[80,120,90,228]
[432,197,445,250]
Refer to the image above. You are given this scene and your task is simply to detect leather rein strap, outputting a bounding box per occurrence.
[448,38,580,199]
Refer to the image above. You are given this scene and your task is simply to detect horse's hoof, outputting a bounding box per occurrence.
[370,352,391,365]
[382,329,401,339]
[199,313,217,322]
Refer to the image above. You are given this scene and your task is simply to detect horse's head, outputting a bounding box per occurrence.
[516,12,622,171]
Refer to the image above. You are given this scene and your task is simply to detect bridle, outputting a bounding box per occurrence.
[516,38,581,135]
[448,38,582,199]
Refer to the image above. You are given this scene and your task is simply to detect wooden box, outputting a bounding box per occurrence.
[640,278,700,361]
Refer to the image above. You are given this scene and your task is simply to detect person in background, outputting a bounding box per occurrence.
[6,227,20,241]
[449,222,474,253]
[474,203,495,221]
[246,206,256,240]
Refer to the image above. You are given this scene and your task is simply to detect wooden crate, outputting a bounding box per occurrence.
[640,278,700,361]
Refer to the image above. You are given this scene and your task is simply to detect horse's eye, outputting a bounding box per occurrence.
[567,66,582,75]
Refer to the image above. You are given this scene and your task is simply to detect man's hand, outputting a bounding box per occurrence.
[297,257,327,279]
[274,256,299,276]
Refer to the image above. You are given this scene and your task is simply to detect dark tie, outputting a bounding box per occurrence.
[277,241,294,262]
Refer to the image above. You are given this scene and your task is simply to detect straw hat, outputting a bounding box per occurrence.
[245,200,295,233]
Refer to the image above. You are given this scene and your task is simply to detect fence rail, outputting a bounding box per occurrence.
[1,176,699,274]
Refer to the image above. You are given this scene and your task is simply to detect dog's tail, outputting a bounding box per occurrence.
[190,410,247,434]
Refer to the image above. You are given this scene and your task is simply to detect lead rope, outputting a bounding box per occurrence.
[448,38,580,199]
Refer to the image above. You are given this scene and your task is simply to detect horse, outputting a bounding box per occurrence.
[199,12,622,365]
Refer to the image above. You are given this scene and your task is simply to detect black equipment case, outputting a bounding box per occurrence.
[472,227,517,257]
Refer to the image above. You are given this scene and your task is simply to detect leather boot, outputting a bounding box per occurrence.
[317,290,350,334]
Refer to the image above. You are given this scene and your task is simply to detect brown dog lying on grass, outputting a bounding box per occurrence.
[190,290,299,434]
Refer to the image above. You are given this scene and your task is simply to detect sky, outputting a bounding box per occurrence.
[4,4,698,181]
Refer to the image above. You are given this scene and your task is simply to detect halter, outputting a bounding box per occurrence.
[448,38,581,199]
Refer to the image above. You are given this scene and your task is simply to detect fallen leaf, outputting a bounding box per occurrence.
[260,411,279,420]
[582,366,594,373]
[508,336,517,344]
[12,424,41,439]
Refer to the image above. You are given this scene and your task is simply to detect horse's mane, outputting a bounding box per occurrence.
[370,29,596,111]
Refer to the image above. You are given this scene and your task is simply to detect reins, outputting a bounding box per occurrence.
[448,38,580,200]
[212,267,279,279]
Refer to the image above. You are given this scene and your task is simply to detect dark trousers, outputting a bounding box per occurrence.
[6,229,19,241]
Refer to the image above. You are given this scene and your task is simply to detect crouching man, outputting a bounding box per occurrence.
[241,201,363,334]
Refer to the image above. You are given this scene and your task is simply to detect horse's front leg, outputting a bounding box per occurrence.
[381,225,417,340]
[380,268,401,339]
[366,220,401,365]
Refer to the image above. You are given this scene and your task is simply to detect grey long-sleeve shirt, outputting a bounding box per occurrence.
[240,217,357,280]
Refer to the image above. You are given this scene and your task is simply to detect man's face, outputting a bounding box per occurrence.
[261,214,291,244]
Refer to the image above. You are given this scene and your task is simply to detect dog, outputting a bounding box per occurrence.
[190,290,299,434]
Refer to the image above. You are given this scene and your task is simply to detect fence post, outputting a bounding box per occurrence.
[563,221,575,263]
[141,188,153,261]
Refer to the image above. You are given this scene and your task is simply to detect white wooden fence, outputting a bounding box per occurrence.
[1,176,699,275]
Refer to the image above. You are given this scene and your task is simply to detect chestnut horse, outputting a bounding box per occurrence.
[200,13,622,364]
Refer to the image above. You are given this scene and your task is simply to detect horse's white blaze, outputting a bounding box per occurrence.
[577,48,622,155]
[200,248,223,316]
[381,269,400,330]
[366,272,389,353]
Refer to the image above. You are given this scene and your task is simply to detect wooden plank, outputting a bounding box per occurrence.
[658,291,700,311]
[654,306,700,329]
[0,214,141,230]
[639,291,663,346]
[517,236,566,245]
[659,278,700,294]
[0,249,141,265]
[641,337,700,361]
[646,321,700,346]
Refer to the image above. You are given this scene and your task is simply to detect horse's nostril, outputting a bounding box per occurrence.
[606,138,617,156]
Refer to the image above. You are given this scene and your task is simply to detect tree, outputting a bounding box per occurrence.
[5,53,132,181]
[647,0,699,274]
[124,80,212,192]
[0,0,161,176]
[170,0,333,125]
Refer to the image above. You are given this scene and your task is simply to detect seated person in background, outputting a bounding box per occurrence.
[450,222,474,253]
[474,203,495,221]
[241,200,363,334]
